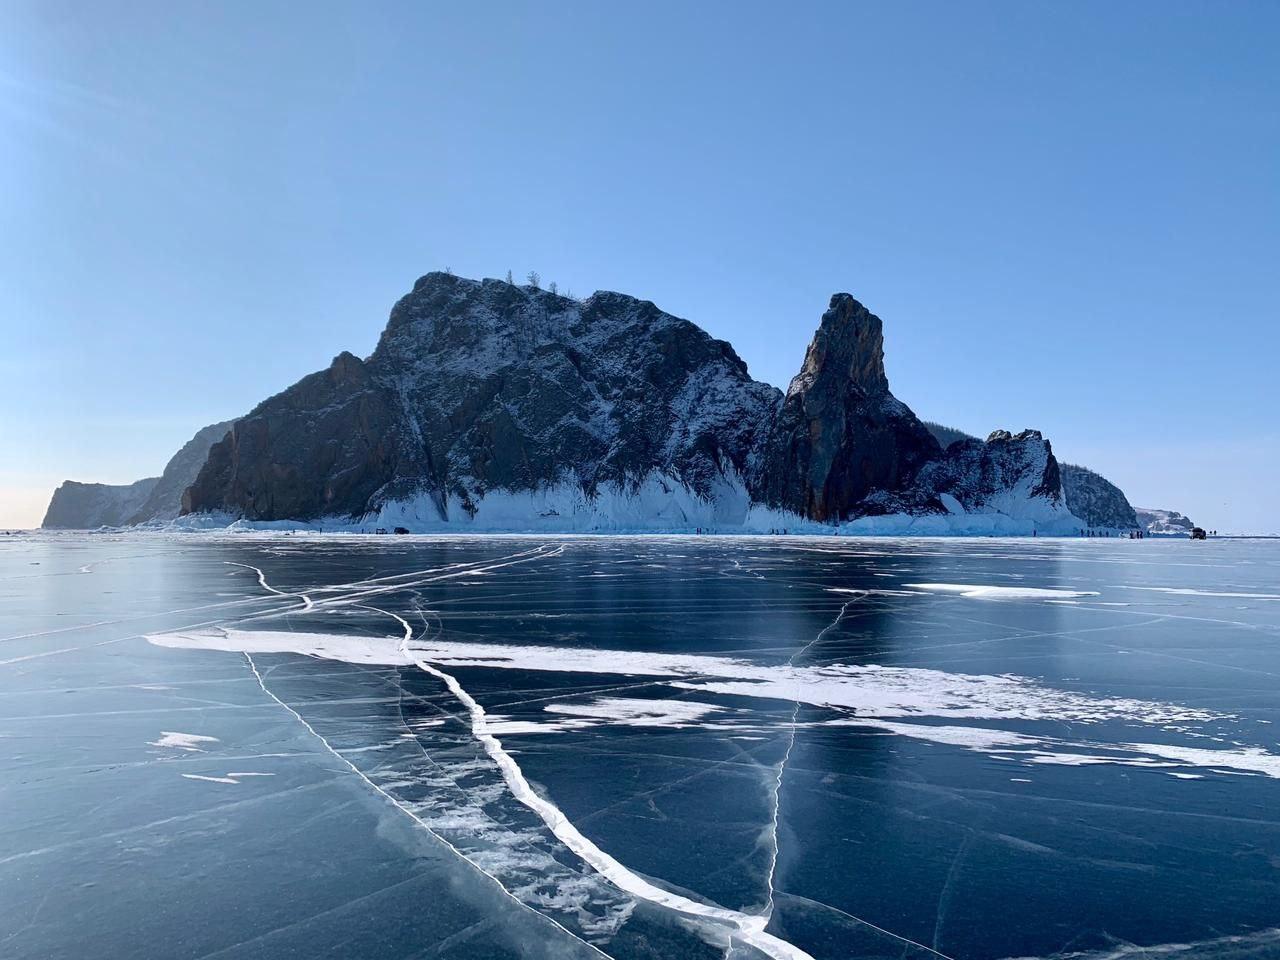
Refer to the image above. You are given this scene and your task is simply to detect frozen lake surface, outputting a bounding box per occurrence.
[3,533,1280,960]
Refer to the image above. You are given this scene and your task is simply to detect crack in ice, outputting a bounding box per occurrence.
[240,649,612,959]
[225,561,313,611]
[761,592,863,925]
[394,613,816,959]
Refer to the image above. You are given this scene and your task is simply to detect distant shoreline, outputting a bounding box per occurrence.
[9,529,1280,541]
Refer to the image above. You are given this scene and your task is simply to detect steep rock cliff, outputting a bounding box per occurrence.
[756,295,941,521]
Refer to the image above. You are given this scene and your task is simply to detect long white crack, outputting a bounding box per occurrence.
[760,593,863,921]
[390,611,816,960]
[241,649,611,959]
[226,561,313,611]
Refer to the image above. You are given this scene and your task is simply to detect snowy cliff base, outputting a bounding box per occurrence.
[172,469,1084,536]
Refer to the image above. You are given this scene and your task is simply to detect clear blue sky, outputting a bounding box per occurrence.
[2,1,1277,532]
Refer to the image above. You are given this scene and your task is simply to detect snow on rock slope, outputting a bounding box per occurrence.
[1137,508,1197,536]
[853,429,1082,535]
[924,424,1139,532]
[179,275,1078,533]
[184,274,779,524]
[53,272,1098,535]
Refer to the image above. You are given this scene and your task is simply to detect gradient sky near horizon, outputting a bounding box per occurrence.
[2,2,1277,532]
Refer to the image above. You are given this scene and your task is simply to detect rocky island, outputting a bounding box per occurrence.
[44,272,1140,535]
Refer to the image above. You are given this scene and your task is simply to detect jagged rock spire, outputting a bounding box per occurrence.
[786,294,890,399]
[758,294,941,521]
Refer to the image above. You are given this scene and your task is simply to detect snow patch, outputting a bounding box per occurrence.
[180,771,275,785]
[838,719,1280,780]
[1126,587,1280,601]
[904,583,1101,600]
[147,629,1217,727]
[543,697,723,728]
[149,731,220,752]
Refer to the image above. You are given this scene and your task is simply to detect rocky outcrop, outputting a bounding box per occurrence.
[184,356,401,521]
[185,274,779,522]
[757,295,941,521]
[1060,463,1138,530]
[861,429,1070,521]
[180,274,1086,531]
[40,420,233,529]
[925,426,1138,531]
[51,271,1126,534]
[128,420,235,523]
[1137,508,1196,536]
[42,477,159,529]
[923,429,1062,508]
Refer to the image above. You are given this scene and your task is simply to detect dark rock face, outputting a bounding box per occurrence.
[42,477,159,529]
[184,356,402,520]
[758,295,941,521]
[185,274,780,521]
[1060,463,1138,530]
